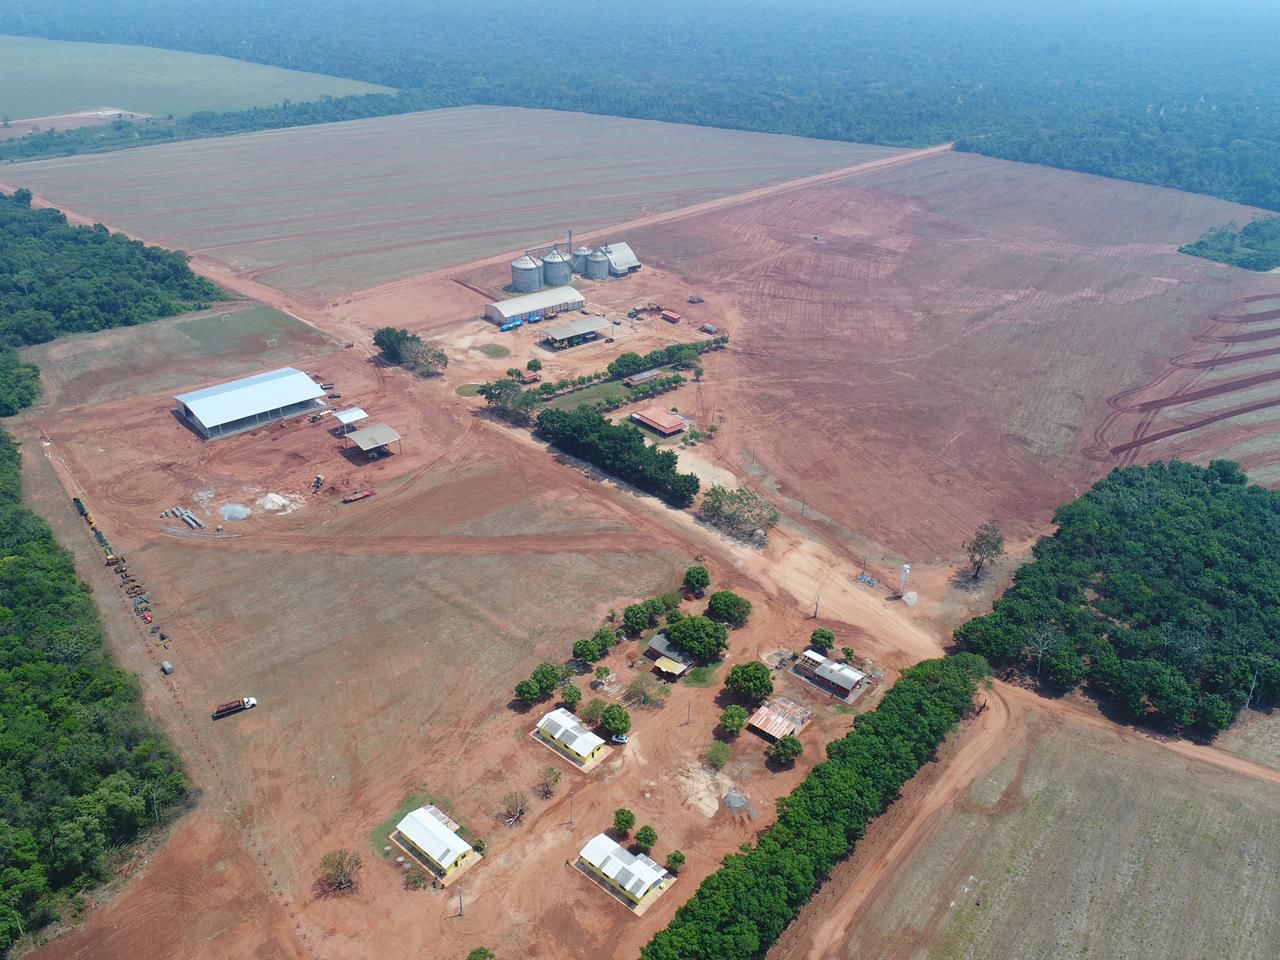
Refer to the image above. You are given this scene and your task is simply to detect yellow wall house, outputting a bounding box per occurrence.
[578,833,670,904]
[537,707,605,763]
[395,805,472,875]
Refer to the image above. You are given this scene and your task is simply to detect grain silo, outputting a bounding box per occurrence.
[586,249,610,280]
[511,254,544,293]
[543,247,573,287]
[572,246,593,274]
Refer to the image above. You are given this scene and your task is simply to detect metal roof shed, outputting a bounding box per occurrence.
[484,286,585,324]
[395,806,472,870]
[335,407,368,426]
[600,242,641,275]
[175,367,324,439]
[542,315,612,342]
[346,423,402,453]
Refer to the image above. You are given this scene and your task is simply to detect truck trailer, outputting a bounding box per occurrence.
[211,697,258,720]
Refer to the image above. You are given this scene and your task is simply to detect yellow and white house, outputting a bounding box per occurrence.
[537,707,605,764]
[578,833,670,905]
[394,805,472,876]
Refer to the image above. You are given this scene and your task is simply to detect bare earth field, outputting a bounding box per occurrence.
[3,106,900,300]
[594,151,1280,557]
[780,684,1280,960]
[11,304,939,960]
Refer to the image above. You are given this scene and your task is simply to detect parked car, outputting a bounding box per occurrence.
[611,734,630,744]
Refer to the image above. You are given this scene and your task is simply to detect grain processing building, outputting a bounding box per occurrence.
[175,367,324,439]
[485,286,585,326]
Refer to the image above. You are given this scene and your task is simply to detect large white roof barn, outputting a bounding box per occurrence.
[484,286,585,325]
[175,367,324,439]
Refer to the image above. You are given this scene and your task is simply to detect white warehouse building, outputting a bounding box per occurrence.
[485,286,585,326]
[175,367,325,439]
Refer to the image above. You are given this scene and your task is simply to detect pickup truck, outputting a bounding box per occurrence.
[212,697,258,720]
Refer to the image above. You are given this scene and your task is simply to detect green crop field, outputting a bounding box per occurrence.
[0,34,392,120]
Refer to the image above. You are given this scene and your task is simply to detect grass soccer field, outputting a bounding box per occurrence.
[0,33,392,120]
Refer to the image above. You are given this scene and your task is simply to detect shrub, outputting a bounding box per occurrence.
[719,704,750,735]
[666,850,686,871]
[704,741,731,770]
[580,698,608,725]
[314,849,363,897]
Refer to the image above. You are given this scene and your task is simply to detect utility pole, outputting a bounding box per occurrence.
[813,593,820,619]
[569,791,574,825]
[458,885,464,917]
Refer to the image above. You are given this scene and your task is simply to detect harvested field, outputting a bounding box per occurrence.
[787,686,1280,960]
[3,106,901,299]
[612,150,1279,557]
[0,33,391,120]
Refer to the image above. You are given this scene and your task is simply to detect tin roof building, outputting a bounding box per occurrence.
[578,833,670,904]
[537,707,605,764]
[485,286,585,326]
[747,696,813,741]
[394,805,473,875]
[175,367,325,439]
[630,408,687,437]
[599,242,641,276]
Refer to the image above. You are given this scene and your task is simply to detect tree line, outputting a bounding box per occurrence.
[641,654,989,959]
[0,189,224,415]
[0,431,188,955]
[956,460,1280,735]
[1,2,1278,211]
[534,406,700,508]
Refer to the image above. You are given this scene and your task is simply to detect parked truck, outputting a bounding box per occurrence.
[211,697,257,720]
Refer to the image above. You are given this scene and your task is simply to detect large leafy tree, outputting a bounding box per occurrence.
[666,615,729,662]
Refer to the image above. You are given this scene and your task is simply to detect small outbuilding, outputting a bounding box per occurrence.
[536,707,605,764]
[630,408,687,438]
[623,368,665,386]
[334,407,368,434]
[394,805,473,876]
[660,310,682,324]
[346,423,402,458]
[578,833,670,904]
[644,632,694,677]
[747,696,813,741]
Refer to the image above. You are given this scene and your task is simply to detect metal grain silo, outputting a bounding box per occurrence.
[572,246,593,274]
[511,254,543,293]
[586,249,609,280]
[543,247,572,287]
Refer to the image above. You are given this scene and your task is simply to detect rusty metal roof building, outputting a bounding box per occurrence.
[747,696,813,741]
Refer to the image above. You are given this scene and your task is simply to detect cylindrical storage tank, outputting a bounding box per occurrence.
[572,246,592,274]
[543,248,572,286]
[511,255,543,293]
[586,249,609,280]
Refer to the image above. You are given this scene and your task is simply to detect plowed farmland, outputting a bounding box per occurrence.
[621,151,1280,557]
[4,106,900,300]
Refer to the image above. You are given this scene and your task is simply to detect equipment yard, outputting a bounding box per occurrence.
[7,115,1280,960]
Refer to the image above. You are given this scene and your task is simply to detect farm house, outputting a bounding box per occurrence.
[174,367,325,439]
[644,632,694,677]
[485,286,585,326]
[794,649,866,699]
[578,833,669,904]
[536,708,605,764]
[393,806,473,876]
[630,408,687,438]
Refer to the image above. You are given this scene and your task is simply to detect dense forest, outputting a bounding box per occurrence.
[642,654,988,959]
[1180,217,1280,271]
[1,0,1278,210]
[957,460,1280,735]
[0,188,223,415]
[0,431,188,955]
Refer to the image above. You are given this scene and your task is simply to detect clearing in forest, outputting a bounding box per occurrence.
[0,33,393,121]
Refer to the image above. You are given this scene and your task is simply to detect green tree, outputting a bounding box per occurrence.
[623,602,653,635]
[526,358,542,372]
[531,662,560,695]
[601,704,632,736]
[613,808,636,836]
[514,679,542,704]
[467,949,496,960]
[768,735,803,765]
[477,377,539,425]
[719,704,749,735]
[665,850,686,871]
[841,646,856,663]
[810,628,836,651]
[725,661,773,703]
[580,698,608,725]
[373,326,419,363]
[964,519,1006,579]
[315,849,363,896]
[707,590,752,628]
[561,684,582,708]
[666,615,729,662]
[634,825,658,853]
[594,665,611,682]
[683,565,711,595]
[573,637,603,662]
